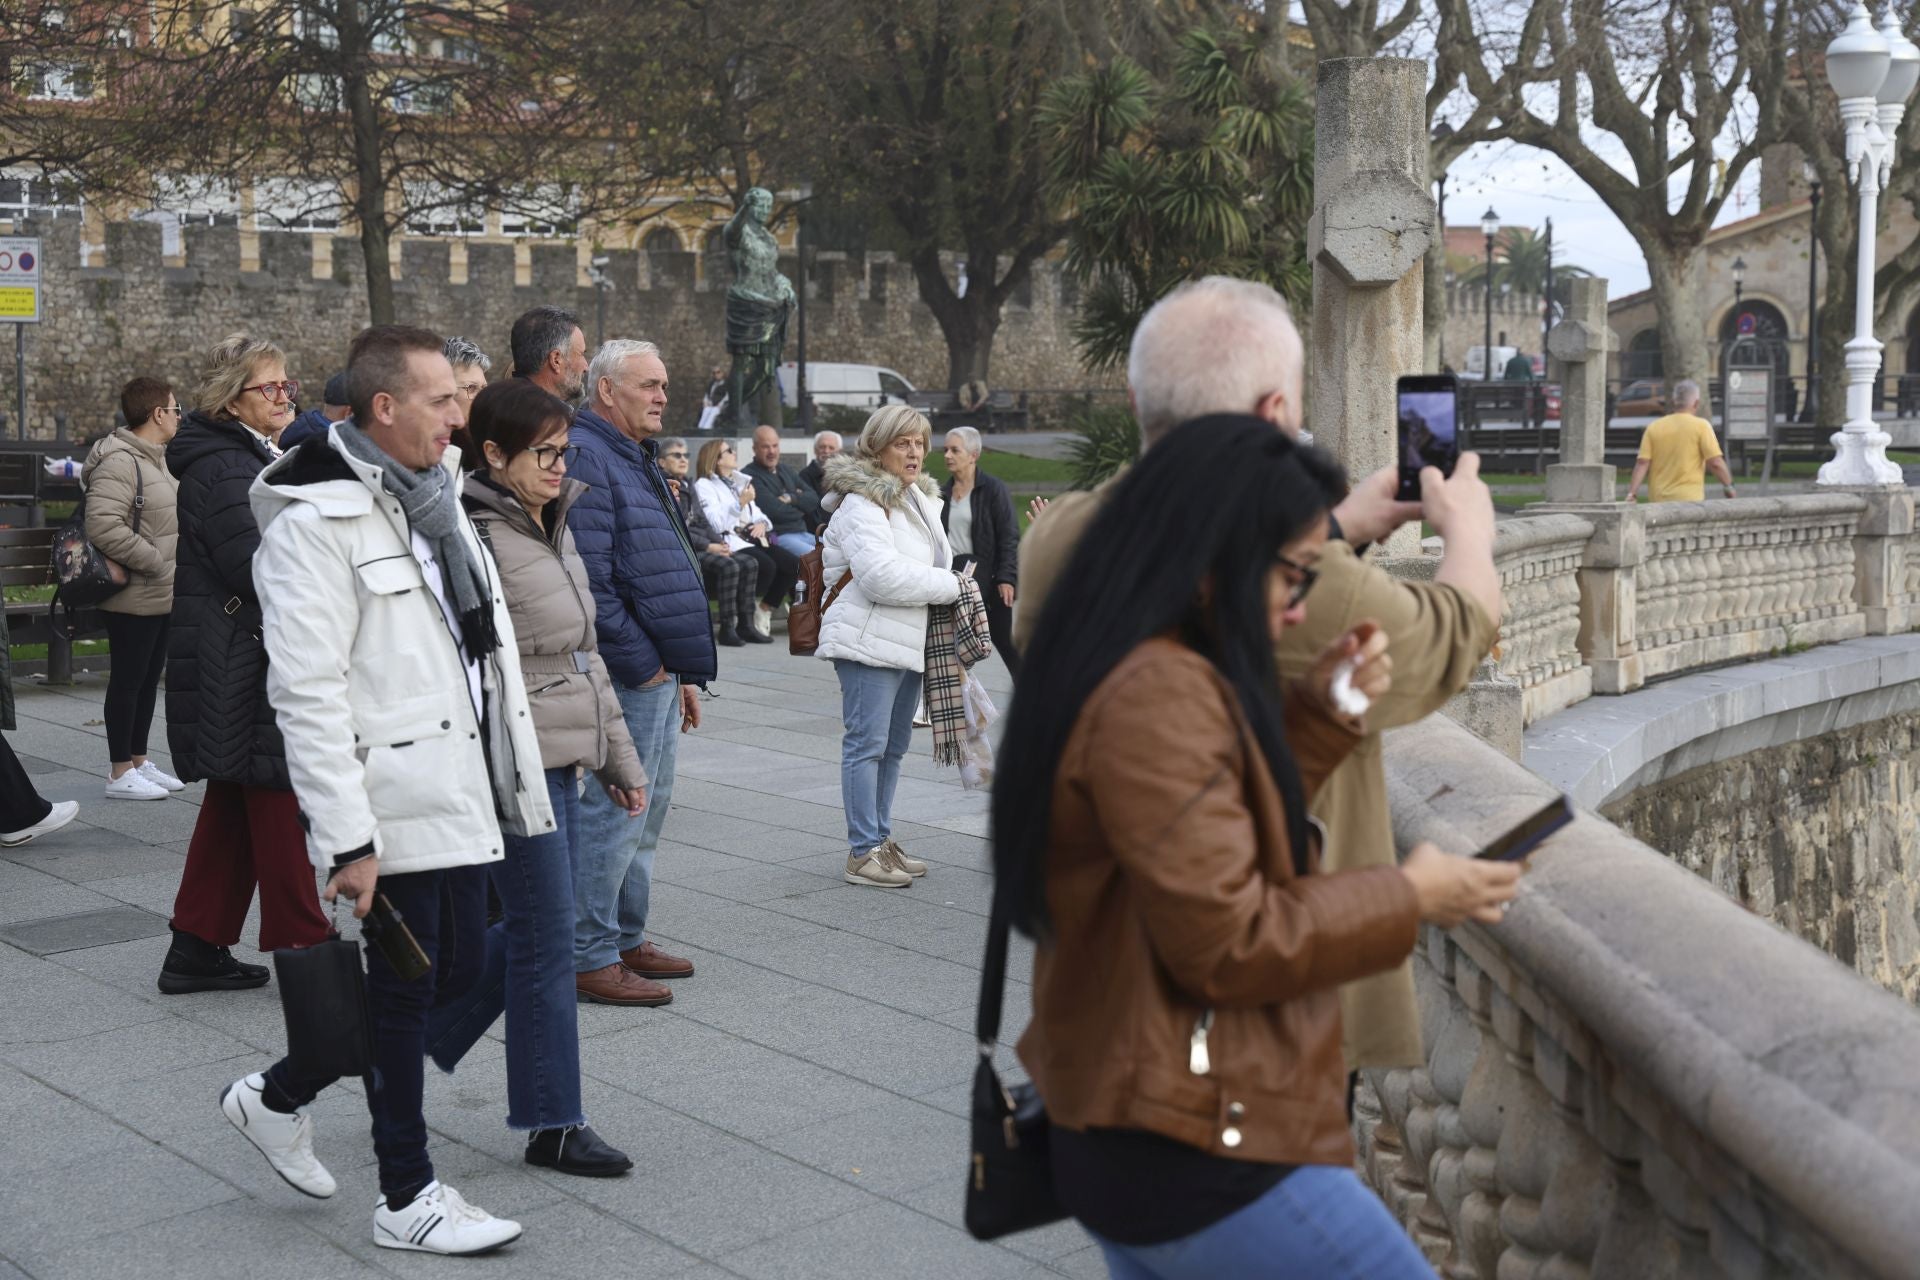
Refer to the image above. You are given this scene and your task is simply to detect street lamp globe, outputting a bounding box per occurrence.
[1481,207,1500,239]
[1826,3,1892,102]
[1877,11,1920,106]
[1732,256,1747,287]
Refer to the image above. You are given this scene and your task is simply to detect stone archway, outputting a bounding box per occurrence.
[642,225,683,254]
[1720,299,1793,416]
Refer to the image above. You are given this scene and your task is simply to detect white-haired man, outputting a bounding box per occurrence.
[1017,276,1503,1080]
[565,338,714,1005]
[800,429,842,494]
[1626,379,1736,503]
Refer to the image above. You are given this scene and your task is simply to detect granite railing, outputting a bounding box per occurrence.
[1403,489,1920,750]
[1356,715,1920,1279]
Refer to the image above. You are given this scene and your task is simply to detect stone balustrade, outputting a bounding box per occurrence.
[1357,715,1920,1279]
[1487,514,1593,723]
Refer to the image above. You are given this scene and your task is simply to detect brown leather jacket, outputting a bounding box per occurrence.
[1018,637,1421,1168]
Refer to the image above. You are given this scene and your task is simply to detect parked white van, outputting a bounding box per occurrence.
[778,362,917,409]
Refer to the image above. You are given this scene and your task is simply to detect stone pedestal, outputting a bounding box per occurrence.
[1541,277,1617,505]
[1306,58,1433,558]
[1834,484,1915,634]
[1528,503,1646,694]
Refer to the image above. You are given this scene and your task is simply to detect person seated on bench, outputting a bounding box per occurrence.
[657,438,770,647]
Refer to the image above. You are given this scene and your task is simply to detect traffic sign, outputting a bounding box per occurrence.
[0,236,42,323]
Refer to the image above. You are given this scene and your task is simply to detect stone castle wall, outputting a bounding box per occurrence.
[1603,712,1920,1003]
[12,214,1109,439]
[1437,282,1551,367]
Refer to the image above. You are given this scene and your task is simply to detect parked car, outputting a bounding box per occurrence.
[778,361,916,410]
[1615,380,1668,417]
[1460,344,1519,381]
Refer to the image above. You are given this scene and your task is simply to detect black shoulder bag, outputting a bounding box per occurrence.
[964,903,1068,1240]
[51,454,142,629]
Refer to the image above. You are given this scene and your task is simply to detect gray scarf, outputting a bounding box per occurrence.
[334,421,499,657]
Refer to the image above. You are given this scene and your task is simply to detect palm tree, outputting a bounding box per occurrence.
[1459,226,1593,305]
[1039,25,1314,370]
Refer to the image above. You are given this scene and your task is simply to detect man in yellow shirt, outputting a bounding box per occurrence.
[1627,379,1738,502]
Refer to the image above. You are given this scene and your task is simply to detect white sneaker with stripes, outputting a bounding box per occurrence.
[374,1180,523,1255]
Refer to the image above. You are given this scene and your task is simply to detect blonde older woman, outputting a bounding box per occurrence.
[157,334,329,996]
[816,406,963,888]
[939,425,1021,678]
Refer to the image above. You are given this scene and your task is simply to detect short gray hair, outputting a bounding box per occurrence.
[657,435,687,455]
[1127,276,1302,446]
[943,426,982,457]
[856,404,932,460]
[1672,378,1702,407]
[812,430,843,449]
[443,335,491,372]
[588,338,664,407]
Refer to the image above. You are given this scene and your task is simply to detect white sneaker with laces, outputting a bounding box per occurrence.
[221,1073,336,1198]
[375,1180,523,1255]
[137,761,186,792]
[0,800,79,847]
[105,770,169,801]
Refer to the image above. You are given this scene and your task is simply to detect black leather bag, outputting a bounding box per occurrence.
[273,934,372,1082]
[50,461,141,620]
[964,904,1068,1240]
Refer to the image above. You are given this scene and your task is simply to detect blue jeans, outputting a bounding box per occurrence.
[774,531,817,558]
[265,863,488,1203]
[1089,1166,1435,1279]
[573,676,680,971]
[834,660,922,856]
[425,768,585,1132]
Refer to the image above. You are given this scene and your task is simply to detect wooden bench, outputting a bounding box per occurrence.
[1,526,107,683]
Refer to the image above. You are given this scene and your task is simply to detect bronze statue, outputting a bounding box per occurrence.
[722,187,795,429]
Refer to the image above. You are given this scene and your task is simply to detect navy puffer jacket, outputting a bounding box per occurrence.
[565,407,717,687]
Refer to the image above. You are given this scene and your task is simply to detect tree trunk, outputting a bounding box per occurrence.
[1642,239,1709,390]
[340,5,394,325]
[1423,239,1446,371]
[908,251,1000,389]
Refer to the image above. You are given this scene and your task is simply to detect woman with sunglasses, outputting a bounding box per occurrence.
[157,335,330,996]
[424,380,648,1174]
[995,417,1519,1278]
[83,377,183,802]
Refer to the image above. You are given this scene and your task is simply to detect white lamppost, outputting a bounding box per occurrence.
[1818,3,1919,486]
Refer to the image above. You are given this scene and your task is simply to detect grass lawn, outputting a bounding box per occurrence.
[923,449,1074,487]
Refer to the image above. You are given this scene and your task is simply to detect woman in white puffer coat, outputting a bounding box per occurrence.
[816,405,963,888]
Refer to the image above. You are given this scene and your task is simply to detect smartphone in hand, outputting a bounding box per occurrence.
[1475,794,1574,862]
[1396,374,1461,501]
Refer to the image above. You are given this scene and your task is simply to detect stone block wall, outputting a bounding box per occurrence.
[1603,712,1920,1003]
[13,214,1111,439]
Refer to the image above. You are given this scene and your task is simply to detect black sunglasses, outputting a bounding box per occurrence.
[1274,553,1319,608]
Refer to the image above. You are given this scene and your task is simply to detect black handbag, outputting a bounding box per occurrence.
[964,903,1068,1240]
[50,458,141,620]
[273,924,373,1082]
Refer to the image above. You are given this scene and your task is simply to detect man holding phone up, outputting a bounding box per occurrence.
[219,326,555,1256]
[1017,277,1509,1077]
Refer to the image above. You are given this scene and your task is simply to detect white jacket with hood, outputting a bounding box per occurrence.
[250,428,555,875]
[816,455,959,672]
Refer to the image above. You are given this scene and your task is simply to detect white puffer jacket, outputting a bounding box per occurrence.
[250,433,555,875]
[816,456,959,673]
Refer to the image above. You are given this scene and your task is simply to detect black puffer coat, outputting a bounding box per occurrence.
[165,412,287,789]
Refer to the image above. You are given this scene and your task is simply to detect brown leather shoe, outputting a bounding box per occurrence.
[621,941,694,979]
[575,962,672,1006]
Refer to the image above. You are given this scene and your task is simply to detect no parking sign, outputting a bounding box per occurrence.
[0,236,42,323]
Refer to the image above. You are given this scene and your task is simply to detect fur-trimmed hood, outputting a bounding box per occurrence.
[819,454,940,513]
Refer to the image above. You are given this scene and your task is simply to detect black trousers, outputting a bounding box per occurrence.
[0,734,53,834]
[739,543,800,608]
[954,555,1020,679]
[103,612,169,763]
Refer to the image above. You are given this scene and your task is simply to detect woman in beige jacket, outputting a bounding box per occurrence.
[424,378,648,1179]
[82,377,183,800]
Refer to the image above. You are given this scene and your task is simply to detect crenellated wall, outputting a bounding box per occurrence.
[11,214,1109,439]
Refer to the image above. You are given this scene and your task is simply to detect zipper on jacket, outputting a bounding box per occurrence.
[1189,1010,1214,1076]
[643,459,703,576]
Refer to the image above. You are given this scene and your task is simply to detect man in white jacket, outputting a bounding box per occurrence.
[218,325,553,1257]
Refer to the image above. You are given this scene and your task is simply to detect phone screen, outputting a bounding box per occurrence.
[1474,795,1573,862]
[1397,376,1460,500]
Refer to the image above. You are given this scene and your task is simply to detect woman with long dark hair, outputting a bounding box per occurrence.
[995,416,1518,1278]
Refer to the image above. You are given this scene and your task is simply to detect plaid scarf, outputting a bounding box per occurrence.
[926,574,991,767]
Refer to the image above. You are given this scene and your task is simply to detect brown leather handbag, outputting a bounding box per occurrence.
[787,540,852,657]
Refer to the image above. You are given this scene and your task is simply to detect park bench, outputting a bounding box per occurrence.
[904,389,1031,433]
[1,525,107,683]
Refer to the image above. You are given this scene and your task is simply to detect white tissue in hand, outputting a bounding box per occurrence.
[1328,658,1370,718]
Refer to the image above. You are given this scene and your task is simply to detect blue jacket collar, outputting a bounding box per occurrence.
[574,406,658,461]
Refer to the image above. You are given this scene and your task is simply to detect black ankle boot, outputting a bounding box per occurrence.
[525,1124,633,1177]
[717,620,746,647]
[157,929,271,995]
[738,614,773,644]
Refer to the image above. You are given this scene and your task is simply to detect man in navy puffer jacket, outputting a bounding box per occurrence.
[565,335,717,1006]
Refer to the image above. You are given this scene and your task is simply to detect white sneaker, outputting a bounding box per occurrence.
[137,761,186,792]
[221,1073,336,1199]
[0,800,79,847]
[105,770,169,801]
[754,603,774,635]
[375,1180,523,1255]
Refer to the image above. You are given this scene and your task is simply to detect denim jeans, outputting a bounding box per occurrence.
[574,676,680,971]
[1088,1166,1435,1279]
[834,659,922,856]
[265,863,488,1203]
[425,768,585,1131]
[773,531,817,558]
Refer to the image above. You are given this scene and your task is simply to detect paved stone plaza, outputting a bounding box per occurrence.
[0,644,1100,1279]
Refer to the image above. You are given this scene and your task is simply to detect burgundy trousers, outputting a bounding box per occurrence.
[169,781,331,952]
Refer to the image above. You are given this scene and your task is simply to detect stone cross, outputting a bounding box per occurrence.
[1306,58,1433,557]
[1543,276,1617,504]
